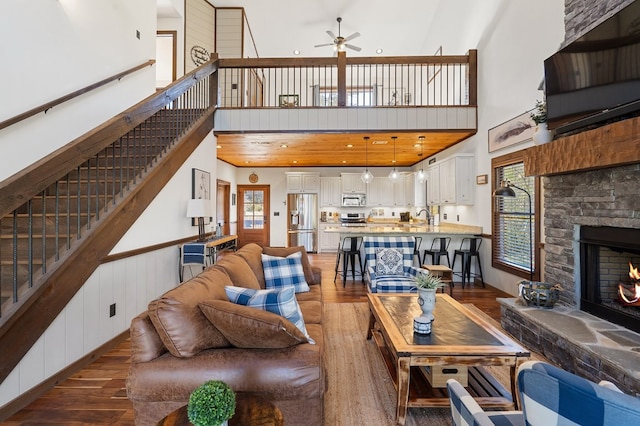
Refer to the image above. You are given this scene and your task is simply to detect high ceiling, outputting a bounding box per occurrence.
[192,0,489,167]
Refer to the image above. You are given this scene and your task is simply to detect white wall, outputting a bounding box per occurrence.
[418,0,565,295]
[0,0,157,181]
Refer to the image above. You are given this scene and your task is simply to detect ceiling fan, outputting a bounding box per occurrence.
[314,17,361,52]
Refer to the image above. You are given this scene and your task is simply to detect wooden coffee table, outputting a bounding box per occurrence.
[157,393,284,426]
[367,293,530,425]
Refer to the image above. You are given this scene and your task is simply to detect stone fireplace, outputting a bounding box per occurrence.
[579,225,640,333]
[499,0,640,398]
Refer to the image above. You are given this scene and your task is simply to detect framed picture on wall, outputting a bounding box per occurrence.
[192,168,212,225]
[488,109,536,153]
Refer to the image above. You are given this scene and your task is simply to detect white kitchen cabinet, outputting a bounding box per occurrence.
[404,173,426,208]
[393,178,406,206]
[341,173,367,193]
[318,223,340,253]
[320,177,342,206]
[286,172,320,193]
[427,165,441,205]
[367,177,394,206]
[427,155,474,205]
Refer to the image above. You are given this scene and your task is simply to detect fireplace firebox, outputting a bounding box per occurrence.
[580,226,640,333]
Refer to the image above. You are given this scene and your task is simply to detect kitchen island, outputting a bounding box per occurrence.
[323,222,482,236]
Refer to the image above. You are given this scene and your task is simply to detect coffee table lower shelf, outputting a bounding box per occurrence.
[371,329,514,409]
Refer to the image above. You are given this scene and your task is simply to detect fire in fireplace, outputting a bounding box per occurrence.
[618,263,640,305]
[580,226,640,333]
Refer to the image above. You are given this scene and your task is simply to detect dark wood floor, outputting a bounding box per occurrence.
[1,253,511,425]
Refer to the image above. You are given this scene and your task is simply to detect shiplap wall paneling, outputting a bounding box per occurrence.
[185,0,215,74]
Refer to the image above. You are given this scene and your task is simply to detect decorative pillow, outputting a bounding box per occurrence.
[199,299,308,348]
[261,251,310,293]
[264,246,317,285]
[224,285,315,344]
[375,248,405,275]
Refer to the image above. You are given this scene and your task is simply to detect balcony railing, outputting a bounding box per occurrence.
[217,50,477,109]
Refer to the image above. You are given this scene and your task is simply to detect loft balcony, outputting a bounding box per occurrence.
[214,50,478,167]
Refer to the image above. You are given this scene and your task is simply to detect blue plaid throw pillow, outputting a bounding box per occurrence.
[375,248,404,275]
[224,285,315,344]
[261,251,310,293]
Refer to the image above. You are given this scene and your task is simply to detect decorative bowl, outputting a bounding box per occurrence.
[519,281,560,308]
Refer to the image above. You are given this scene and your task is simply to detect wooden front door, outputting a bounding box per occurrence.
[237,185,270,247]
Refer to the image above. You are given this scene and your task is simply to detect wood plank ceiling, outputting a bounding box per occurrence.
[215,130,475,167]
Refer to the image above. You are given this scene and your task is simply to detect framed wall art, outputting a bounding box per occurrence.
[488,109,536,153]
[192,168,212,224]
[279,94,299,107]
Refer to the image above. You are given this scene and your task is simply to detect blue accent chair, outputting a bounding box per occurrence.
[447,360,640,426]
[363,236,424,293]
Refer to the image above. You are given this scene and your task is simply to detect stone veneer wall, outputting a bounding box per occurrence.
[543,164,640,305]
[563,0,635,45]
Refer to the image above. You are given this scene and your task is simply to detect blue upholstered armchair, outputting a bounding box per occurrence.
[447,360,640,426]
[363,236,423,293]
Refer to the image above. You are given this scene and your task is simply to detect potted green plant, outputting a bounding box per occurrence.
[530,100,553,144]
[413,273,444,321]
[187,380,236,426]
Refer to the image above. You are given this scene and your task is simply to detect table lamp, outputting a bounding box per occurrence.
[186,199,212,242]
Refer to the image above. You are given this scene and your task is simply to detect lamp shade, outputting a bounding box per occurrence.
[361,169,374,184]
[416,169,426,183]
[493,186,516,197]
[186,198,212,218]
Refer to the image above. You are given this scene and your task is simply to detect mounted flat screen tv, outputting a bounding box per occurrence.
[544,0,640,135]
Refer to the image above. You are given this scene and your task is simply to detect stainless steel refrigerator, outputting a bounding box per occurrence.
[287,193,318,252]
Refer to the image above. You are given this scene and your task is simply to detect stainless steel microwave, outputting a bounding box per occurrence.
[341,193,366,207]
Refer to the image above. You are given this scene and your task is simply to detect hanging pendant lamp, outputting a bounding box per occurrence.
[416,136,426,183]
[361,136,374,183]
[388,136,399,182]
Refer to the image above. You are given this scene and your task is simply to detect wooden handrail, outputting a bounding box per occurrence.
[0,59,156,130]
[0,58,218,219]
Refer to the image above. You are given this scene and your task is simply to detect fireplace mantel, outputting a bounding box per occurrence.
[524,115,640,177]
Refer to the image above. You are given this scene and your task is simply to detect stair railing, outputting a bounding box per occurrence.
[0,57,218,323]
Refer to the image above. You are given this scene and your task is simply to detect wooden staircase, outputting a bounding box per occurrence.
[0,60,217,385]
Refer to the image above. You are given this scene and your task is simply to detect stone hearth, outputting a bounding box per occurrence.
[499,298,640,396]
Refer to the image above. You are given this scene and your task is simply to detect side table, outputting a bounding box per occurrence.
[422,264,454,295]
[157,393,284,426]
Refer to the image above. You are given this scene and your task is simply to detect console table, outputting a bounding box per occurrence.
[179,235,238,281]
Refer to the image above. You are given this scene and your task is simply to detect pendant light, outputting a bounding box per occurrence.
[388,136,399,182]
[361,136,374,183]
[416,136,426,183]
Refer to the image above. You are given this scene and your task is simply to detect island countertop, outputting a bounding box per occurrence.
[323,222,482,235]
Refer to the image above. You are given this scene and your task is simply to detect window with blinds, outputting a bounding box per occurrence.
[492,156,537,279]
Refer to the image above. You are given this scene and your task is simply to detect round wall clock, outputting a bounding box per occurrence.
[249,173,259,183]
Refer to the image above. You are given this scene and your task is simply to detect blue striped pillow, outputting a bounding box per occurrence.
[224,285,315,344]
[261,251,310,293]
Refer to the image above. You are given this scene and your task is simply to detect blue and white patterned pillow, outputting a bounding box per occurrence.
[375,247,404,275]
[261,251,310,293]
[224,285,315,344]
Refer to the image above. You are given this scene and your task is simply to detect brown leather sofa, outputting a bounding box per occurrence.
[126,243,324,425]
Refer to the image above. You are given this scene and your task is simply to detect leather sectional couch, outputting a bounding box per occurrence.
[126,243,324,425]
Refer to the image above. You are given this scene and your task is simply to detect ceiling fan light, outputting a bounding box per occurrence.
[361,169,374,184]
[416,168,426,183]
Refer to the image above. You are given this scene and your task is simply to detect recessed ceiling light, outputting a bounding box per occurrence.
[413,143,420,148]
[346,144,353,148]
[244,161,250,164]
[292,160,298,163]
[216,145,222,149]
[376,48,383,54]
[281,144,288,148]
[372,140,388,145]
[342,160,347,163]
[293,50,301,55]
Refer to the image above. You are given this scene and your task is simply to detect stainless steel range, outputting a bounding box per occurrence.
[339,212,367,227]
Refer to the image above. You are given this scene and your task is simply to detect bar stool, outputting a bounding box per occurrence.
[422,237,451,267]
[334,236,364,286]
[413,236,423,266]
[451,237,484,288]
